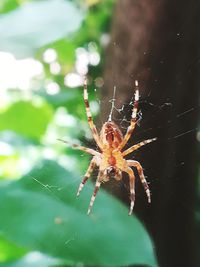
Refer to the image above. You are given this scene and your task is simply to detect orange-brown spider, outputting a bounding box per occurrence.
[58,78,156,215]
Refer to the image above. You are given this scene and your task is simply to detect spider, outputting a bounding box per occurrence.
[58,78,156,215]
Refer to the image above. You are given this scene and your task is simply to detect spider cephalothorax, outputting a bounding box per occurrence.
[59,78,156,215]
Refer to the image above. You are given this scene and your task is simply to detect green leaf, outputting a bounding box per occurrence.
[37,88,95,120]
[0,161,158,267]
[0,100,53,140]
[1,252,63,267]
[74,0,114,46]
[36,90,80,109]
[41,39,76,68]
[0,235,27,262]
[0,0,19,14]
[0,0,84,58]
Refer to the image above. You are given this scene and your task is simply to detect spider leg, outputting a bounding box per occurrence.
[87,171,103,215]
[118,81,139,150]
[115,169,122,181]
[57,138,100,157]
[77,159,96,196]
[127,160,151,203]
[124,167,136,215]
[122,137,157,156]
[83,77,102,150]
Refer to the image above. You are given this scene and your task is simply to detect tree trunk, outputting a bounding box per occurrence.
[102,1,199,266]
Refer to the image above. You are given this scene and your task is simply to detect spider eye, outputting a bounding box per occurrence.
[107,167,115,175]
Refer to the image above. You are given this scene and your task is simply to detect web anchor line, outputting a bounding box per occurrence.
[108,85,117,122]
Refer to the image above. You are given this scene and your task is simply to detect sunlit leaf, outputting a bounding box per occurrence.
[36,90,80,109]
[74,0,114,46]
[0,100,53,140]
[37,88,96,120]
[0,161,158,267]
[0,0,84,57]
[0,131,37,147]
[0,0,19,14]
[0,235,27,262]
[2,252,63,267]
[41,39,76,69]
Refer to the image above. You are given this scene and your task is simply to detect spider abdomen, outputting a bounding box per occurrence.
[100,121,123,148]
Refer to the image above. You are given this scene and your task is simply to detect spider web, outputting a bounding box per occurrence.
[106,85,197,139]
[25,80,199,267]
[30,83,199,205]
[98,83,199,200]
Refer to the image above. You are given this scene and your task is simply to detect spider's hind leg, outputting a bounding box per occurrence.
[127,160,151,203]
[77,158,96,197]
[125,167,136,215]
[83,77,102,149]
[87,171,104,215]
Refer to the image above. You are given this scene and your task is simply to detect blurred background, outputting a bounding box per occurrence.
[0,1,199,267]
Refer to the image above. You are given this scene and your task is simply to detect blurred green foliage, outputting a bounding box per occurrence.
[0,100,53,140]
[0,0,158,266]
[0,0,84,57]
[0,161,158,267]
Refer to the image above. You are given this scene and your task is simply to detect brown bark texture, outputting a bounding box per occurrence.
[101,1,200,267]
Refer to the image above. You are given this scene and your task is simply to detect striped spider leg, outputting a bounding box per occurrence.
[124,167,136,215]
[59,78,156,215]
[127,160,151,203]
[83,77,102,150]
[57,139,99,157]
[118,80,140,151]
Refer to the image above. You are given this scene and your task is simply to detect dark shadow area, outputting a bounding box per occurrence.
[102,1,200,266]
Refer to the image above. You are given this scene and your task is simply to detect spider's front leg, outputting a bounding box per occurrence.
[118,81,139,151]
[127,160,151,203]
[83,77,102,150]
[57,138,99,157]
[124,167,136,215]
[122,137,157,156]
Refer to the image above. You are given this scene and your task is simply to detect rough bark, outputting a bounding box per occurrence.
[101,1,199,266]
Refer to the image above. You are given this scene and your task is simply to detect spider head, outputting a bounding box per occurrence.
[100,121,123,148]
[105,167,122,181]
[107,166,115,176]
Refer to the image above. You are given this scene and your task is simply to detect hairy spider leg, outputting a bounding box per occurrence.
[57,138,100,157]
[115,169,122,181]
[83,77,102,149]
[127,160,151,203]
[77,159,96,196]
[87,171,103,215]
[125,167,136,215]
[118,80,139,150]
[122,137,157,156]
